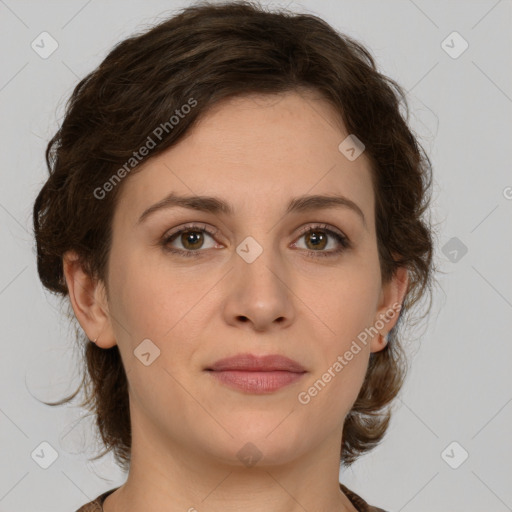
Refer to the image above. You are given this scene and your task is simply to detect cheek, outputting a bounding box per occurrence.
[303,265,381,346]
[297,267,379,409]
[296,342,369,433]
[107,252,212,391]
[108,247,198,339]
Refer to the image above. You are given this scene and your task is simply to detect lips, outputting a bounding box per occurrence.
[205,353,306,393]
[206,353,306,372]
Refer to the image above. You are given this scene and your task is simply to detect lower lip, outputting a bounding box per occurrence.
[207,370,305,393]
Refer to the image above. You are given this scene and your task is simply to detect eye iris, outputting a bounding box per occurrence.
[182,230,204,250]
[305,231,327,250]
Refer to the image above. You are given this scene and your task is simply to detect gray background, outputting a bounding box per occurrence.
[1,0,511,511]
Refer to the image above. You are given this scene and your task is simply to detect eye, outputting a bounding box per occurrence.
[292,224,351,258]
[160,222,351,259]
[161,223,221,257]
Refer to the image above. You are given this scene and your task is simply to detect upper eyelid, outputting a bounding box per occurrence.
[296,223,346,238]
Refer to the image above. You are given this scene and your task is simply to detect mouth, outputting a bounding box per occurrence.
[205,353,307,394]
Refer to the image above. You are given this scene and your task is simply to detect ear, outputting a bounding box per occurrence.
[62,250,117,349]
[370,265,409,354]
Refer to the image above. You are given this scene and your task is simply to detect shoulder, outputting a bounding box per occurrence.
[74,487,119,512]
[339,482,390,512]
[76,484,386,512]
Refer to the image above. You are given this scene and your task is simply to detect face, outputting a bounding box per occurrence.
[73,90,406,468]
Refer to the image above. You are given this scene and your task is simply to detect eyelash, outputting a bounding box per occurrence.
[160,223,351,259]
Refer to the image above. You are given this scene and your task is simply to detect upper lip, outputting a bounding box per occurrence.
[206,353,306,372]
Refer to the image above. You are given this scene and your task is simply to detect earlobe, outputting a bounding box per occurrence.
[62,250,117,349]
[370,265,409,354]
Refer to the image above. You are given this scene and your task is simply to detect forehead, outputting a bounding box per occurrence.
[114,90,374,226]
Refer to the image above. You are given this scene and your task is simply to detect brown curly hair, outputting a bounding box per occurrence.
[32,0,436,472]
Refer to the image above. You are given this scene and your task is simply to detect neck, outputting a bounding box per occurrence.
[103,410,357,512]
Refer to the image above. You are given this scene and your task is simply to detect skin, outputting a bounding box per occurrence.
[64,89,408,512]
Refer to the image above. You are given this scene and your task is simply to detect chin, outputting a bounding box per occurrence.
[210,428,306,469]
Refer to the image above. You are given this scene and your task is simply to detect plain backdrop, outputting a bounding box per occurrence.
[1,1,511,511]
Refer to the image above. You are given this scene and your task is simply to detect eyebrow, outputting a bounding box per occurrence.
[137,192,367,228]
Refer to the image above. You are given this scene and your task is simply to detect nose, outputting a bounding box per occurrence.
[221,243,296,332]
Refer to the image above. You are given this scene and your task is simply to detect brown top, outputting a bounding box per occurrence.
[75,483,388,512]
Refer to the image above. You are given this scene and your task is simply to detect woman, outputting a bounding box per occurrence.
[33,2,435,511]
